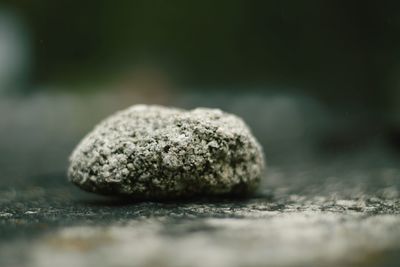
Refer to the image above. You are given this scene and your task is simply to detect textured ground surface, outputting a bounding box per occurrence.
[1,92,400,267]
[1,152,400,267]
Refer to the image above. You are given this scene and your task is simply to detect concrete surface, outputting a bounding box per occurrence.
[1,153,400,267]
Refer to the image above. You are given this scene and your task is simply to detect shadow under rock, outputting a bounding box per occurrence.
[76,190,275,207]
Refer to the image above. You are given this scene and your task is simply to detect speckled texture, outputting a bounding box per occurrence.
[68,105,265,198]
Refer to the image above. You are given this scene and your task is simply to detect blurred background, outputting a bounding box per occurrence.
[2,0,400,186]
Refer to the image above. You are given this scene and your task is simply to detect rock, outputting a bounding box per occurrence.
[68,105,265,198]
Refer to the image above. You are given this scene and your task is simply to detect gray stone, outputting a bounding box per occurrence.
[68,105,265,198]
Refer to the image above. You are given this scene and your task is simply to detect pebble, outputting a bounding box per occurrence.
[68,105,265,198]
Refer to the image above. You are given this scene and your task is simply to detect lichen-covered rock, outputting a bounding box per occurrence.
[68,105,265,198]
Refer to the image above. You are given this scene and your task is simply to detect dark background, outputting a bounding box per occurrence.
[2,0,400,184]
[4,0,400,107]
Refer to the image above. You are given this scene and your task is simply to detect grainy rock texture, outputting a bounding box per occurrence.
[68,105,265,198]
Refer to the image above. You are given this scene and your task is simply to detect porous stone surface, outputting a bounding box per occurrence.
[68,105,265,198]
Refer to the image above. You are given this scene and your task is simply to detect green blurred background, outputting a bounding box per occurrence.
[3,0,400,106]
[2,0,400,184]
